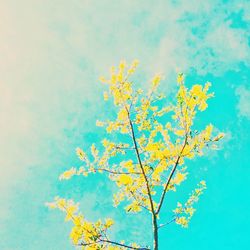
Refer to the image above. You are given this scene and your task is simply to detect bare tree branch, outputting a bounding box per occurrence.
[79,239,149,250]
[92,168,142,175]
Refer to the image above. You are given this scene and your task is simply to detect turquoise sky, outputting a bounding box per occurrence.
[0,1,250,249]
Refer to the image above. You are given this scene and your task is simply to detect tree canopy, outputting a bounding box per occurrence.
[47,60,224,250]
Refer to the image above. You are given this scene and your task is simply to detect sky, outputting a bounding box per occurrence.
[0,0,249,249]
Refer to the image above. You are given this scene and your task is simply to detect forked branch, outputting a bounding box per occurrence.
[156,134,188,215]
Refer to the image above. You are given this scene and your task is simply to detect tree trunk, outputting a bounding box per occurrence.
[153,214,158,250]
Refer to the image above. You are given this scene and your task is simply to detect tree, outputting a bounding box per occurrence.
[47,60,224,250]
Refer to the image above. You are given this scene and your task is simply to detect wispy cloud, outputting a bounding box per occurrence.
[236,85,250,119]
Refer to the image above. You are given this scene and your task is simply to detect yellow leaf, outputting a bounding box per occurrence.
[175,129,185,136]
[103,91,109,101]
[118,174,133,186]
[76,147,85,160]
[173,172,186,185]
[59,167,76,180]
[177,73,184,84]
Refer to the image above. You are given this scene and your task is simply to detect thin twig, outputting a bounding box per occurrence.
[158,217,176,229]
